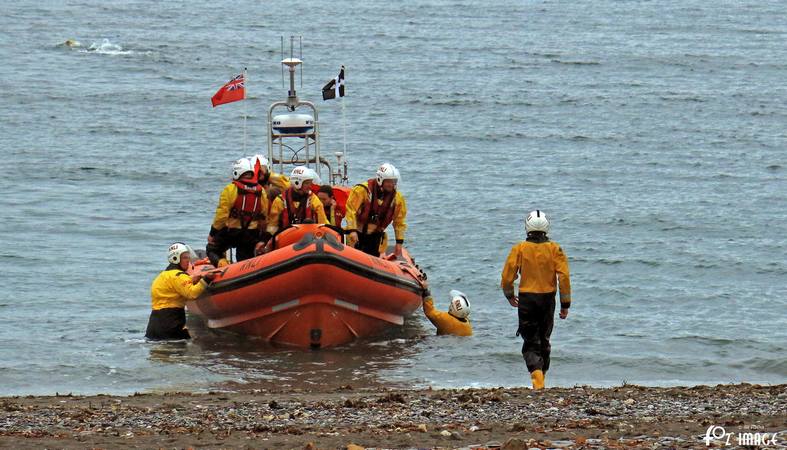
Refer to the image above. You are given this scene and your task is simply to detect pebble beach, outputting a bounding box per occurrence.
[2,383,785,449]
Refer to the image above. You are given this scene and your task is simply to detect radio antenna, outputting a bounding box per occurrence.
[280,37,285,88]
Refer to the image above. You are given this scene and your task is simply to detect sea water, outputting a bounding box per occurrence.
[0,0,785,395]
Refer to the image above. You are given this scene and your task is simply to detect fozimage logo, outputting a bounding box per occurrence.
[704,425,781,447]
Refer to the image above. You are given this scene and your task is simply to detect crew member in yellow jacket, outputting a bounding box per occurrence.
[422,286,473,336]
[266,166,328,236]
[146,243,214,340]
[206,157,269,267]
[248,154,290,195]
[345,163,407,257]
[501,210,571,390]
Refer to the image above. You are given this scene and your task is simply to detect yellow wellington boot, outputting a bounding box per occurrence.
[217,258,230,268]
[530,370,545,390]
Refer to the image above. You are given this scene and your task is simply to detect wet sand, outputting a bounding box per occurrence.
[1,383,785,449]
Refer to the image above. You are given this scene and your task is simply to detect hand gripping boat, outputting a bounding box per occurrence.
[187,46,427,348]
[188,224,426,348]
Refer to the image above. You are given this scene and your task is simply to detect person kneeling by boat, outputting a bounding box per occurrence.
[206,157,269,267]
[422,284,473,336]
[146,243,214,340]
[345,163,407,257]
[501,210,572,390]
[266,166,328,237]
[317,185,345,228]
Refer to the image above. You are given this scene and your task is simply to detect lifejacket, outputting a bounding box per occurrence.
[230,180,265,229]
[324,202,345,227]
[357,179,396,234]
[280,188,314,229]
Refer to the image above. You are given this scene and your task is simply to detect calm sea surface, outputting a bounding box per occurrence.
[0,0,785,396]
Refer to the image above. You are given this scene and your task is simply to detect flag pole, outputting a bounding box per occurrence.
[242,67,248,153]
[341,95,348,163]
[340,66,347,165]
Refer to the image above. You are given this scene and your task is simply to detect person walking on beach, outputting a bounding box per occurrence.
[421,283,473,336]
[146,243,214,340]
[266,166,328,236]
[344,163,407,257]
[206,157,269,267]
[501,210,571,390]
[316,184,345,228]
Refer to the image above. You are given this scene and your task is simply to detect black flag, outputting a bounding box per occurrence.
[322,66,345,100]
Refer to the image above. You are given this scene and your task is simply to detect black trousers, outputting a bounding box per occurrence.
[206,228,260,266]
[145,308,190,340]
[356,232,384,257]
[517,292,556,373]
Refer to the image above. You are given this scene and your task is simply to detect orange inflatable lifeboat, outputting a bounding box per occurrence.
[187,223,427,348]
[186,51,426,348]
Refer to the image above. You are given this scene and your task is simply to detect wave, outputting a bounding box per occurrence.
[735,28,787,35]
[596,258,623,265]
[86,39,133,55]
[669,335,737,346]
[746,357,787,375]
[63,38,146,56]
[550,59,601,66]
[754,262,787,275]
[658,93,706,103]
[406,98,483,107]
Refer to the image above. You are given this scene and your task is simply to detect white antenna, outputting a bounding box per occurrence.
[280,37,285,88]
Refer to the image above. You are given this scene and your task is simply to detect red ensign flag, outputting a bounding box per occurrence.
[211,74,245,107]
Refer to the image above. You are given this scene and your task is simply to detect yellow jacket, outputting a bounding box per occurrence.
[211,182,269,231]
[265,172,290,192]
[266,190,328,234]
[501,240,571,306]
[423,297,473,336]
[344,182,407,241]
[150,268,207,310]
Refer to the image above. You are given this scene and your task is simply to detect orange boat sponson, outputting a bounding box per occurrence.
[188,224,426,348]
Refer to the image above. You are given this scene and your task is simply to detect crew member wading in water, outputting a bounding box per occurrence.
[146,243,215,340]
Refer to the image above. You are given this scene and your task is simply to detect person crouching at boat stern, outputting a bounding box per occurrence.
[146,243,214,340]
[421,282,473,336]
[344,163,407,257]
[317,185,345,228]
[266,166,328,236]
[206,157,269,267]
[501,210,571,390]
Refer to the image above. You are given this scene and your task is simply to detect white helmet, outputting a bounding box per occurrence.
[248,154,271,173]
[232,157,254,180]
[447,289,470,319]
[375,163,401,184]
[167,242,193,265]
[525,210,550,233]
[290,166,320,189]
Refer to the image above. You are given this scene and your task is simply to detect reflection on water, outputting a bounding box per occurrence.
[147,314,429,392]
